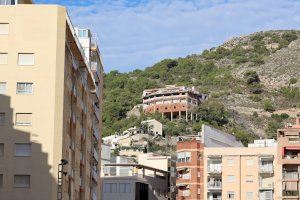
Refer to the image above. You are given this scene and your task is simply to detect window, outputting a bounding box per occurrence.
[246,192,253,200]
[0,113,5,126]
[227,175,235,183]
[18,53,35,66]
[104,183,117,193]
[0,82,6,94]
[246,175,253,183]
[0,144,3,157]
[119,183,131,193]
[16,113,32,125]
[246,159,253,166]
[15,143,31,157]
[227,159,234,166]
[16,83,33,94]
[177,152,191,163]
[0,23,9,34]
[78,29,88,38]
[0,0,16,5]
[227,191,234,199]
[0,53,8,65]
[14,175,30,188]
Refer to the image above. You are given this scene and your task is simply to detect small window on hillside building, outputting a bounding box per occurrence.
[16,113,32,125]
[14,175,30,188]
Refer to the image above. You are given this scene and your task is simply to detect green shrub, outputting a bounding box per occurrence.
[280,86,300,99]
[271,113,289,120]
[263,99,275,112]
[266,121,282,139]
[249,94,262,102]
[244,70,260,85]
[289,78,297,85]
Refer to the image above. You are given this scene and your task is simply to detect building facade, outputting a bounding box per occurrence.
[142,85,208,121]
[0,2,103,200]
[102,164,169,200]
[277,117,300,200]
[204,147,277,200]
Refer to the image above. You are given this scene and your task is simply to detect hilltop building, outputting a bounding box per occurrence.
[142,85,208,121]
[0,2,103,200]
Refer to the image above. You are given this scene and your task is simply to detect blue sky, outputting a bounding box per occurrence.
[35,0,300,72]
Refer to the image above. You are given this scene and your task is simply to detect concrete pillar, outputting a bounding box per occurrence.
[171,112,173,121]
[186,111,188,122]
[190,112,193,121]
[196,113,198,121]
[142,168,145,178]
[179,111,182,120]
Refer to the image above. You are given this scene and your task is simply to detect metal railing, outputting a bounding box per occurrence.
[259,165,273,173]
[208,165,222,173]
[207,182,222,189]
[283,172,299,180]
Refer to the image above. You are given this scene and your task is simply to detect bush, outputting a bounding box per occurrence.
[249,94,262,102]
[271,113,289,121]
[280,86,300,99]
[253,111,259,118]
[266,121,282,139]
[289,78,297,85]
[263,99,275,112]
[244,70,260,85]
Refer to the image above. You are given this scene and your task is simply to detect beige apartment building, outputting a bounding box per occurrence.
[204,146,277,200]
[0,1,103,200]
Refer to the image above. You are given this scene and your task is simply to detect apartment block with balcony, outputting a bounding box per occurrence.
[204,146,277,200]
[0,2,103,200]
[277,117,300,200]
[142,85,208,121]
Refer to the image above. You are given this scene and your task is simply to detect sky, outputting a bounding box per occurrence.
[35,0,300,72]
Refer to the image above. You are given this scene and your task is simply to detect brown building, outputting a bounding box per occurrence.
[277,117,300,200]
[177,138,204,200]
[142,85,208,121]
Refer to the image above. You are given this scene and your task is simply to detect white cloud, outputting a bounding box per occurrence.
[65,0,300,72]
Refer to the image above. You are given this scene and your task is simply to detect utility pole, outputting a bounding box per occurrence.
[57,159,68,200]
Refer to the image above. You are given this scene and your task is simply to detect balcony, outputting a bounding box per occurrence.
[259,164,274,173]
[282,190,299,198]
[207,181,222,190]
[207,165,222,174]
[92,169,98,182]
[259,190,273,200]
[283,172,299,180]
[259,181,274,190]
[93,148,99,162]
[93,126,100,141]
[208,193,222,200]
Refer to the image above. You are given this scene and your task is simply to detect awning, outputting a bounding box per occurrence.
[177,167,189,172]
[176,183,189,188]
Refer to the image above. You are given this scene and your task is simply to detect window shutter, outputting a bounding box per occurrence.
[0,23,9,34]
[18,53,35,66]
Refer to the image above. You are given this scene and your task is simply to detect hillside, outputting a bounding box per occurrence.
[103,30,300,145]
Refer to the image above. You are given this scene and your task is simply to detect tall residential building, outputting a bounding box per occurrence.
[204,146,277,200]
[142,85,208,121]
[176,125,243,200]
[0,2,103,200]
[277,117,300,200]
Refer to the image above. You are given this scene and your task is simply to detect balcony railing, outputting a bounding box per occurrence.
[259,165,273,173]
[283,172,299,180]
[282,191,299,197]
[259,181,274,189]
[207,182,222,189]
[208,165,222,173]
[93,148,99,162]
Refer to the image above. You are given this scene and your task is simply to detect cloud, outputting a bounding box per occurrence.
[36,0,300,72]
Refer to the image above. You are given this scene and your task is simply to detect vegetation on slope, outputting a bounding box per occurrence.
[103,30,300,145]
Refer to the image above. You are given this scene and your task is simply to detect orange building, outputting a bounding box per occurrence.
[142,85,208,121]
[277,116,300,199]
